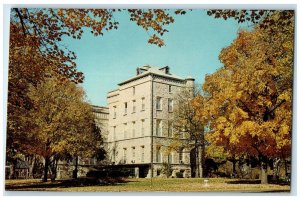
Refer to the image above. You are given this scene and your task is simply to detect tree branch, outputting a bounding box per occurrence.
[14,8,27,37]
[268,99,286,115]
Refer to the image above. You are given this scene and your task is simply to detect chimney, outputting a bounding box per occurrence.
[159,66,170,74]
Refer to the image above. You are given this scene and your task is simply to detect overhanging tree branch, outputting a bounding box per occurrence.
[14,8,27,37]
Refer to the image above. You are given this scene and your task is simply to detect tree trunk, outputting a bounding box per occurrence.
[195,146,199,178]
[284,159,288,177]
[50,158,58,182]
[232,159,237,178]
[273,158,280,181]
[28,155,36,178]
[9,161,16,179]
[194,146,203,178]
[43,156,50,182]
[73,156,79,179]
[260,161,268,184]
[198,146,203,178]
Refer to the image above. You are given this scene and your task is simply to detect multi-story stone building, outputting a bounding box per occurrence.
[107,65,194,178]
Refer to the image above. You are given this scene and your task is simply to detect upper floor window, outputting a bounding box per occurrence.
[156,119,162,136]
[132,100,136,113]
[113,126,116,140]
[141,97,145,111]
[169,85,172,93]
[132,121,136,138]
[168,98,173,112]
[124,102,128,115]
[168,121,173,137]
[141,119,145,136]
[133,86,135,95]
[113,106,116,119]
[124,123,127,139]
[156,97,162,110]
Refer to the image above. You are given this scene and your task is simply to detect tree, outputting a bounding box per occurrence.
[6,9,186,166]
[202,11,294,184]
[10,8,186,82]
[7,8,184,179]
[6,23,51,178]
[25,73,105,182]
[207,9,294,30]
[168,87,205,178]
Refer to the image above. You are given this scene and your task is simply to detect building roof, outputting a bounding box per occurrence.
[118,65,188,86]
[92,105,109,114]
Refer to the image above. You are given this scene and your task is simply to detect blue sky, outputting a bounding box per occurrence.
[63,10,251,106]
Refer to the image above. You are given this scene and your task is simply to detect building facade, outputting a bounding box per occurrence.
[107,66,194,178]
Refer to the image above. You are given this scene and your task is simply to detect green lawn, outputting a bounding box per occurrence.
[5,178,290,192]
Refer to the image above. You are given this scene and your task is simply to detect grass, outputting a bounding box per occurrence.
[5,177,290,193]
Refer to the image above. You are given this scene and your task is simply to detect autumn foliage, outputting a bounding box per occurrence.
[6,8,294,184]
[7,8,187,181]
[202,11,294,183]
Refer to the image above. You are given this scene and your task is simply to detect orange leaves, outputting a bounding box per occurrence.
[203,11,294,159]
[128,9,179,47]
[148,34,165,47]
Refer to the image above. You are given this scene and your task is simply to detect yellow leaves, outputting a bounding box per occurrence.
[25,74,100,158]
[205,24,293,157]
[238,108,249,119]
[229,134,238,145]
[223,127,231,137]
[236,91,243,99]
[282,40,293,51]
[278,90,291,102]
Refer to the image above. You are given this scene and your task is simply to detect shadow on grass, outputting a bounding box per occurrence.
[257,190,290,193]
[226,179,290,186]
[5,177,129,191]
[226,179,261,184]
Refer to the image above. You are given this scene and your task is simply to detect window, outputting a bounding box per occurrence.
[141,119,145,136]
[133,86,135,95]
[113,106,116,119]
[132,121,135,138]
[169,85,172,93]
[168,121,173,137]
[113,126,116,140]
[180,132,184,139]
[123,148,127,163]
[168,153,172,164]
[132,147,135,162]
[112,149,116,163]
[156,147,161,163]
[156,97,162,110]
[141,146,145,163]
[132,100,136,113]
[124,102,127,115]
[168,98,173,112]
[141,97,145,111]
[124,123,127,139]
[156,119,162,136]
[179,148,183,163]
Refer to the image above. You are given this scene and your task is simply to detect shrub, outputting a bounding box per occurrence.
[86,168,131,179]
[161,162,172,178]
